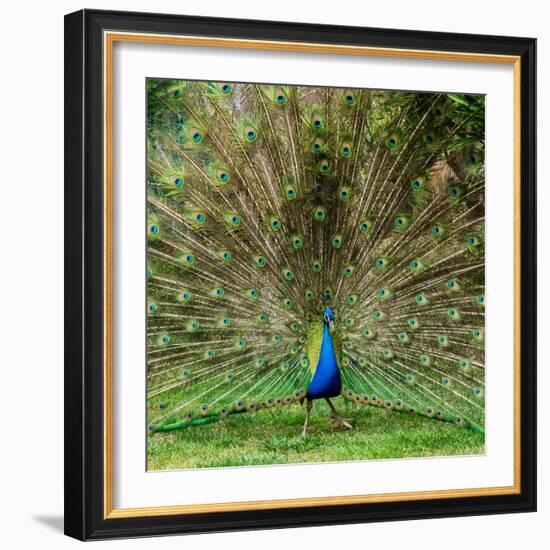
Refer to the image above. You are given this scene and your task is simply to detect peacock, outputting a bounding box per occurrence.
[146,79,485,440]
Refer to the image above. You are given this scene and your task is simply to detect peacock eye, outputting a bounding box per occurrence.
[343,265,354,277]
[432,223,445,238]
[216,169,230,184]
[313,206,326,221]
[410,258,424,272]
[341,143,352,157]
[425,134,434,144]
[312,138,322,153]
[331,234,343,248]
[386,135,398,148]
[243,125,258,142]
[291,234,303,250]
[411,177,424,190]
[220,83,232,94]
[320,160,330,174]
[339,187,350,200]
[344,90,355,105]
[394,215,409,229]
[275,89,287,104]
[282,268,294,281]
[191,130,203,142]
[448,279,458,289]
[448,308,461,321]
[171,175,184,187]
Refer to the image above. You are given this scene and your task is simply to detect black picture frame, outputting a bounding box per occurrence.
[64,8,537,541]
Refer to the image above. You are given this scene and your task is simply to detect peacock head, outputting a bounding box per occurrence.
[323,305,335,328]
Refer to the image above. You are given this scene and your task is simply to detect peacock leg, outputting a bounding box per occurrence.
[325,398,352,430]
[301,398,313,437]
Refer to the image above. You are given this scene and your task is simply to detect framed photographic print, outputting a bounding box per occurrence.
[64,9,536,540]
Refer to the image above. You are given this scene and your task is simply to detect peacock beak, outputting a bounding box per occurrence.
[329,319,334,330]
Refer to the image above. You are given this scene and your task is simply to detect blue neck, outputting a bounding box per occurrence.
[307,324,341,399]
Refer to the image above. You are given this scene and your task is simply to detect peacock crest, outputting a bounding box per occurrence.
[146,79,485,441]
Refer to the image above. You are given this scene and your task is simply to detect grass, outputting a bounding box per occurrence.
[147,398,485,470]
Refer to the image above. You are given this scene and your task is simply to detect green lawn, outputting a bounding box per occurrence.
[147,398,485,470]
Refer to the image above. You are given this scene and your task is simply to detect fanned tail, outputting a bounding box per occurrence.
[146,80,485,434]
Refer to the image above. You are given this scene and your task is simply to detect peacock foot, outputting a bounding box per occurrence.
[330,412,352,430]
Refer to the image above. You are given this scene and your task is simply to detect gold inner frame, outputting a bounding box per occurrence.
[103,31,522,519]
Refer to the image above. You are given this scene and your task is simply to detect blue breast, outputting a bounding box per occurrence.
[307,324,342,399]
